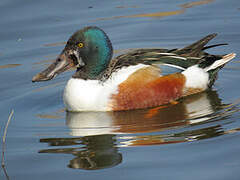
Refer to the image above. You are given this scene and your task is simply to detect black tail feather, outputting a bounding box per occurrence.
[203,43,228,50]
[176,33,218,57]
[183,33,217,50]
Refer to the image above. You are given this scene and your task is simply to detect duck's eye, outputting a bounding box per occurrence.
[77,42,84,48]
[56,58,61,62]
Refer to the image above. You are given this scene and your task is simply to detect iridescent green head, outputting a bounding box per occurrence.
[66,26,113,79]
[32,26,113,82]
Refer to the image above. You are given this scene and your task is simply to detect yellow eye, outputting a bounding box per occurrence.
[77,42,84,48]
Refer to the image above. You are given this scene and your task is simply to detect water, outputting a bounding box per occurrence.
[1,0,240,179]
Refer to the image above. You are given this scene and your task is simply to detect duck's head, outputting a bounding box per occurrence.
[32,26,113,82]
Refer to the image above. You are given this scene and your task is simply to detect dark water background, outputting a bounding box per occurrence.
[1,0,240,179]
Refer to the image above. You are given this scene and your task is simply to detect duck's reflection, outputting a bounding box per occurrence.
[39,90,229,170]
[40,134,121,170]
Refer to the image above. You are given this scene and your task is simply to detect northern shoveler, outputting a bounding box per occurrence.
[32,26,236,111]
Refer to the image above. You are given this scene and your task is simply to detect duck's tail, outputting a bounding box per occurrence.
[201,53,236,87]
[176,33,236,87]
[176,33,228,57]
[182,53,236,90]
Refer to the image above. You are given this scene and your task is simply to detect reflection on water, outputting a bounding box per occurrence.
[180,0,215,8]
[120,125,228,147]
[39,90,240,170]
[95,9,185,21]
[0,64,21,69]
[94,0,214,21]
[40,135,122,170]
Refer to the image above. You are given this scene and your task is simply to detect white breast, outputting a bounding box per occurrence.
[63,78,109,111]
[63,64,149,111]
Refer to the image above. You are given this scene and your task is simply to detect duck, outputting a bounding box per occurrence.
[32,26,236,112]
